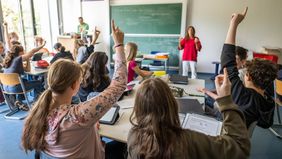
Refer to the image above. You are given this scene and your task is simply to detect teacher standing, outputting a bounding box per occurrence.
[178,26,202,79]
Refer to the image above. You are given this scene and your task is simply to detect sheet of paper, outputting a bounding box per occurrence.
[182,113,222,136]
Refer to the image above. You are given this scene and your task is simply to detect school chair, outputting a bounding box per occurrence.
[253,52,278,64]
[0,73,33,120]
[269,79,282,139]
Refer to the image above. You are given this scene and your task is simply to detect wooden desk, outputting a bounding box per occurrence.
[99,79,205,143]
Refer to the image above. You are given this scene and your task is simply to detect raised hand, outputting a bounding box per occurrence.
[40,40,46,47]
[111,20,124,46]
[194,37,199,43]
[230,7,248,26]
[215,68,231,98]
[196,87,207,94]
[179,37,183,43]
[93,26,101,40]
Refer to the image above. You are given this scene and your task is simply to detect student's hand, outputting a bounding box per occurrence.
[194,37,199,43]
[147,71,154,77]
[40,40,46,47]
[179,37,183,43]
[215,68,231,98]
[111,20,124,46]
[197,87,207,94]
[230,7,248,26]
[93,27,101,40]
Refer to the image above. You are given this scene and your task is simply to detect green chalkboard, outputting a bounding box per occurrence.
[110,3,182,34]
[111,37,180,66]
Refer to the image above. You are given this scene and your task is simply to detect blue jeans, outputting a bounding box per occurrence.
[3,79,43,101]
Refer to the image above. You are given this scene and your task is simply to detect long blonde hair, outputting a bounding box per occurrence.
[129,78,187,159]
[21,59,82,152]
[126,42,138,61]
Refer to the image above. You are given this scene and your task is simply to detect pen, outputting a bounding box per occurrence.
[188,94,205,98]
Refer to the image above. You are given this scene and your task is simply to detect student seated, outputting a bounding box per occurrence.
[127,68,250,159]
[197,46,248,117]
[125,42,153,83]
[2,43,46,110]
[221,7,278,128]
[50,43,74,64]
[75,27,101,64]
[78,52,110,102]
[34,36,50,54]
[21,20,127,159]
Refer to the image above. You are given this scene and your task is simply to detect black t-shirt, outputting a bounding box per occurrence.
[50,51,74,64]
[221,44,275,128]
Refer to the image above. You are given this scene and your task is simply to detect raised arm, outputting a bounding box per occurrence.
[188,68,250,159]
[225,7,248,45]
[22,41,46,61]
[69,20,127,127]
[220,7,250,102]
[3,22,12,50]
[90,27,100,46]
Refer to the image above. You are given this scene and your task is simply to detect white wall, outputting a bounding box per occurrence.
[187,0,282,73]
[62,0,81,33]
[81,0,110,54]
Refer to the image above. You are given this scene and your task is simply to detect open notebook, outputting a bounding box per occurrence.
[179,113,222,136]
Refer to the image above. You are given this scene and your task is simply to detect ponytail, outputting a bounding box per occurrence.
[21,89,53,152]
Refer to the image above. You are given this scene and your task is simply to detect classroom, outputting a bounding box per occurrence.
[0,0,281,158]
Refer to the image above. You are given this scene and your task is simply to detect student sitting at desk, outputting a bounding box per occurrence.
[21,20,127,159]
[127,68,250,159]
[34,36,50,54]
[75,27,101,64]
[79,52,110,102]
[50,42,74,64]
[125,42,153,83]
[2,42,46,111]
[220,7,278,129]
[197,46,248,116]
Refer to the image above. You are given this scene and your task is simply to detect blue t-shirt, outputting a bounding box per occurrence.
[4,56,24,75]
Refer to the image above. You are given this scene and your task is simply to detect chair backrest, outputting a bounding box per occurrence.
[248,121,258,138]
[253,52,278,64]
[276,79,282,96]
[0,73,21,86]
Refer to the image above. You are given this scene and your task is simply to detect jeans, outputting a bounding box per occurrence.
[3,79,43,102]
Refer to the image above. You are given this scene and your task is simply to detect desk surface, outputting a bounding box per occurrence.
[99,79,205,143]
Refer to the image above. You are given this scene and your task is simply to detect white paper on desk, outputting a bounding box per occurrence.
[182,113,222,136]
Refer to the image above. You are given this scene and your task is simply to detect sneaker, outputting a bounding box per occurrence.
[14,101,29,111]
